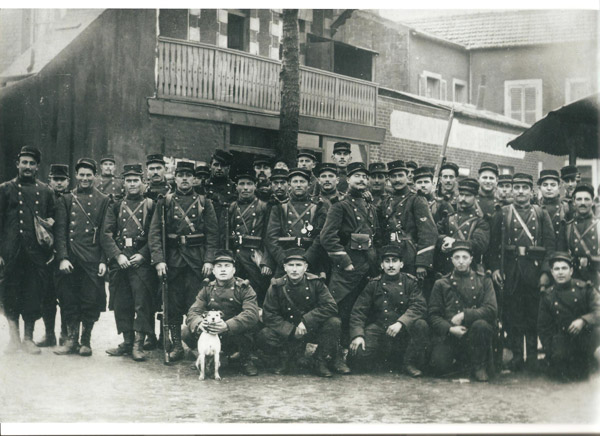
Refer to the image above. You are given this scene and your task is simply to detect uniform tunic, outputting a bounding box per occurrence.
[0,177,55,321]
[540,197,570,250]
[337,168,348,195]
[424,193,454,229]
[55,186,111,323]
[557,212,600,287]
[205,176,237,248]
[476,190,496,221]
[144,180,171,201]
[96,175,124,201]
[102,193,157,334]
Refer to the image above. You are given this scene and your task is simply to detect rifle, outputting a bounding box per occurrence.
[159,195,170,365]
[223,201,230,250]
[432,106,455,199]
[494,209,507,372]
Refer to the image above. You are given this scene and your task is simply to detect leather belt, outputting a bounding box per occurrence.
[167,233,205,247]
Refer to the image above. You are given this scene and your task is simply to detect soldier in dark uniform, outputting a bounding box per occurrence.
[320,162,376,372]
[557,183,600,288]
[205,150,237,248]
[436,178,490,277]
[183,249,260,376]
[560,165,579,218]
[36,164,71,348]
[538,252,600,380]
[331,142,352,195]
[406,160,418,192]
[96,154,124,201]
[103,164,157,361]
[379,160,438,278]
[476,162,499,220]
[496,174,513,207]
[368,162,389,209]
[149,160,219,361]
[266,168,328,276]
[297,149,320,197]
[538,169,570,249]
[269,168,290,204]
[489,173,555,371]
[54,158,111,357]
[227,170,274,305]
[193,162,210,195]
[349,245,430,377]
[315,163,342,204]
[257,248,343,377]
[413,166,453,227]
[144,153,171,200]
[439,162,460,206]
[429,241,497,381]
[253,155,273,203]
[0,146,55,354]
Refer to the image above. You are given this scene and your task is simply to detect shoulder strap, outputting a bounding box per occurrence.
[510,204,535,244]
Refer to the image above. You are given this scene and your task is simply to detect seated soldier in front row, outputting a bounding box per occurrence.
[256,248,347,377]
[348,245,430,377]
[183,249,260,376]
[538,252,600,381]
[429,241,498,382]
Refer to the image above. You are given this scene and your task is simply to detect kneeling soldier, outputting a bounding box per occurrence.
[429,241,498,381]
[103,164,157,361]
[349,245,430,377]
[538,252,600,380]
[257,248,345,377]
[183,249,260,376]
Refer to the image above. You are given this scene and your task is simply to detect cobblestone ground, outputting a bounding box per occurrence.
[0,313,599,425]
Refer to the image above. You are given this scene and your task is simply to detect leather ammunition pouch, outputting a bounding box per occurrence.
[349,233,372,251]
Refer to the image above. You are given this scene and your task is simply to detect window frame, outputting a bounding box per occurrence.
[504,79,543,124]
[565,77,590,104]
[452,78,468,104]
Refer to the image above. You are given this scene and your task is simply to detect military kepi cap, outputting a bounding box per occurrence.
[122,163,144,177]
[368,162,387,175]
[297,149,317,161]
[212,149,234,166]
[347,162,369,177]
[440,162,459,176]
[253,155,272,167]
[479,161,499,176]
[406,160,418,170]
[195,161,210,177]
[512,173,533,186]
[498,174,513,184]
[234,170,256,183]
[288,168,311,181]
[146,153,166,166]
[49,164,69,178]
[380,245,403,260]
[18,146,41,163]
[283,247,308,263]
[549,251,573,267]
[573,183,594,198]
[387,160,408,174]
[271,168,289,181]
[449,240,473,255]
[560,165,578,180]
[333,142,351,153]
[214,249,235,265]
[413,166,434,181]
[100,154,116,164]
[315,163,338,176]
[537,169,560,184]
[458,178,479,195]
[75,158,97,174]
[174,161,195,174]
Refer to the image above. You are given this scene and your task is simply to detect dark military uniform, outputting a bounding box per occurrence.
[228,196,274,304]
[257,273,341,366]
[538,278,600,379]
[316,188,343,205]
[144,180,171,201]
[476,190,496,222]
[489,199,555,366]
[96,175,124,201]
[429,268,498,376]
[205,176,237,248]
[558,213,600,288]
[337,167,348,195]
[0,178,55,324]
[424,193,454,228]
[102,193,157,336]
[379,186,438,274]
[349,273,430,371]
[541,197,570,250]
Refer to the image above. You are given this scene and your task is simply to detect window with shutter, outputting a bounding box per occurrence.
[504,80,542,124]
[420,71,443,99]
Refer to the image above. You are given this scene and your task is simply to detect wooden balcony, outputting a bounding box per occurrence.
[157,37,377,126]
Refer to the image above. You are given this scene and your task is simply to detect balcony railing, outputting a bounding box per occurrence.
[157,37,377,126]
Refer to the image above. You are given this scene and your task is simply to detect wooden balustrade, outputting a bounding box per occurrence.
[157,38,376,126]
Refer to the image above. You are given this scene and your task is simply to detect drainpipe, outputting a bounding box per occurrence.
[476,74,486,110]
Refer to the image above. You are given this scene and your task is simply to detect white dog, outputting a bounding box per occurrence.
[195,310,224,381]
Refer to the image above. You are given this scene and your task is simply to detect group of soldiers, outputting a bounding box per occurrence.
[1,142,599,382]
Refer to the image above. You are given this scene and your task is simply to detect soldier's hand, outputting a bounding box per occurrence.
[344,264,355,272]
[449,325,467,338]
[539,272,551,290]
[202,262,214,277]
[156,262,168,277]
[451,312,464,326]
[386,322,403,338]
[416,267,427,280]
[59,259,74,274]
[492,269,504,287]
[350,337,365,355]
[98,263,107,277]
[362,190,374,203]
[117,254,131,269]
[261,266,272,276]
[129,254,144,268]
[568,318,585,335]
[206,319,229,334]
[294,322,307,339]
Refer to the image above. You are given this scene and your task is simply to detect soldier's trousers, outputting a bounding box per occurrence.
[430,319,494,375]
[234,248,270,305]
[256,316,341,360]
[544,327,600,378]
[350,319,430,370]
[111,265,156,335]
[505,283,539,359]
[57,261,106,324]
[167,265,202,325]
[2,249,49,322]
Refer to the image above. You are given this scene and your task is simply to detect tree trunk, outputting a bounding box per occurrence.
[277,9,300,167]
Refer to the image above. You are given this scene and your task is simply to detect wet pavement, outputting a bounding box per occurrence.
[1,313,599,424]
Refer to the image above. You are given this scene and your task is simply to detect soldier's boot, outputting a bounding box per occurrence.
[59,318,68,346]
[143,333,157,351]
[474,365,489,382]
[402,345,423,378]
[22,321,41,355]
[132,332,146,362]
[314,355,333,378]
[106,331,134,356]
[331,345,351,375]
[35,314,57,347]
[525,336,539,372]
[54,322,79,355]
[78,322,94,357]
[168,325,184,362]
[4,318,21,354]
[240,353,258,376]
[273,350,291,375]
